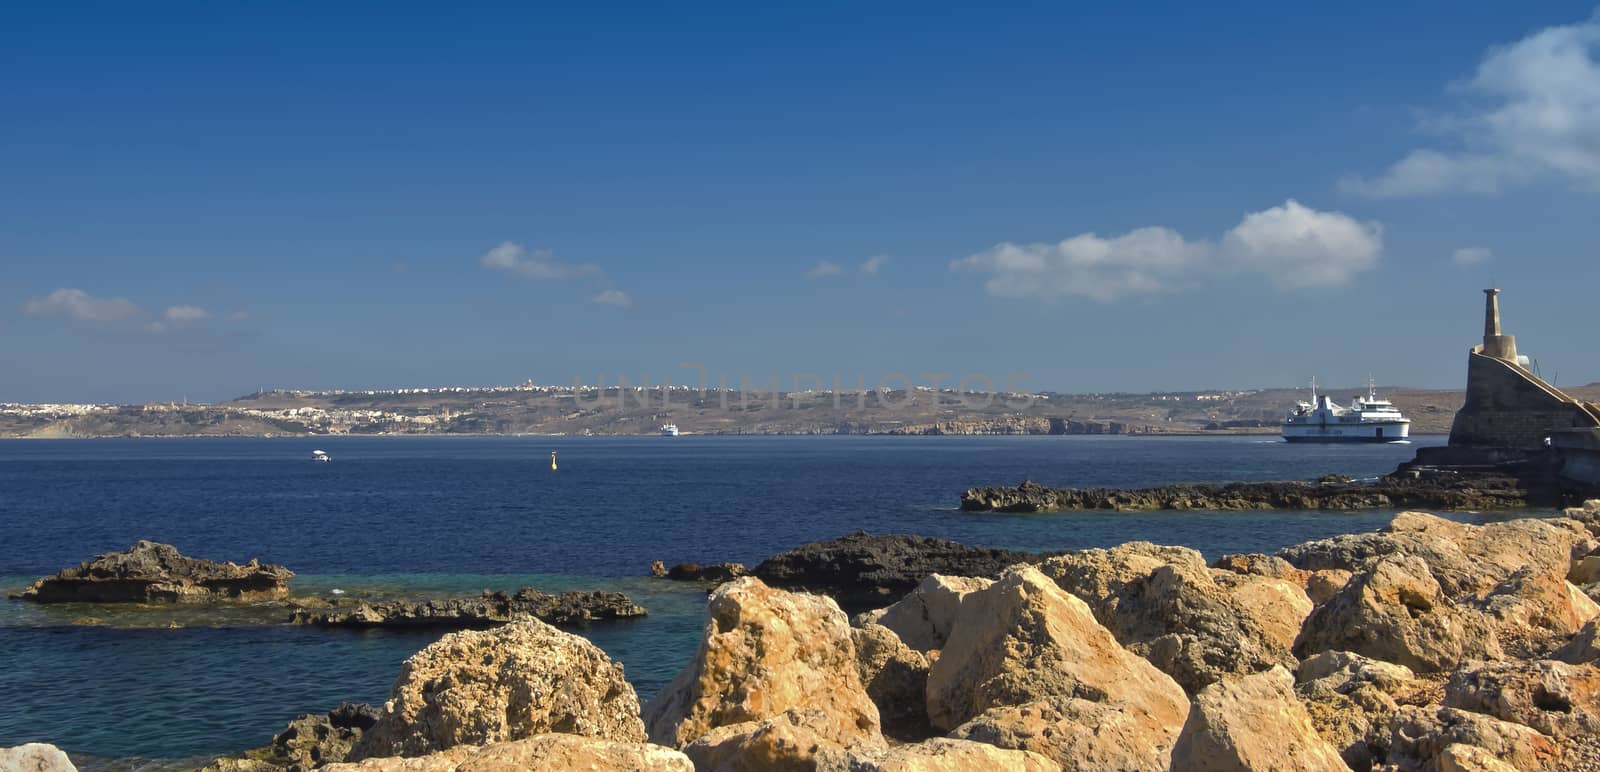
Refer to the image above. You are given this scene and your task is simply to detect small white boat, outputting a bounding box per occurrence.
[660,423,679,437]
[311,449,332,462]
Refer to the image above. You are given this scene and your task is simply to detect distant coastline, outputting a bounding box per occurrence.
[12,380,1585,440]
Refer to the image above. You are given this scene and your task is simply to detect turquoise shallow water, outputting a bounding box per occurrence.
[0,434,1547,766]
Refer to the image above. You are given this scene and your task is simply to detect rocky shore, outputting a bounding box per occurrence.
[9,540,293,603]
[289,588,646,629]
[12,505,1600,770]
[960,468,1547,513]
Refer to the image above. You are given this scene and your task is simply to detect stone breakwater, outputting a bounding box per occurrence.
[13,505,1600,771]
[961,470,1542,513]
[9,540,293,603]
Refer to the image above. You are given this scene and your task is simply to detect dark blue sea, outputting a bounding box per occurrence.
[0,435,1536,767]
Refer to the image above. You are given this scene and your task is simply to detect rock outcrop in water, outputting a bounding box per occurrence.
[10,540,293,603]
[200,703,380,772]
[650,561,750,583]
[751,531,1058,614]
[961,472,1540,513]
[288,588,645,629]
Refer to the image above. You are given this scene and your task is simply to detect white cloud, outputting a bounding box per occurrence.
[806,261,845,279]
[21,289,237,334]
[22,288,142,322]
[860,255,890,275]
[1453,246,1493,266]
[164,305,210,322]
[591,289,632,308]
[1344,13,1600,196]
[1218,199,1383,288]
[953,200,1382,301]
[952,226,1210,302]
[480,241,600,280]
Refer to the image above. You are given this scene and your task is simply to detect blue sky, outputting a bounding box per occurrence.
[4,2,1600,403]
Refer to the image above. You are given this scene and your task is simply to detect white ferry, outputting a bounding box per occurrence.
[1282,380,1411,443]
[659,423,680,437]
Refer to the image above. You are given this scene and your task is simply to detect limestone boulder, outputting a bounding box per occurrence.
[1279,512,1594,601]
[847,738,1056,771]
[1571,555,1600,585]
[1430,743,1521,772]
[643,578,880,750]
[950,697,1177,772]
[349,618,645,760]
[1305,569,1354,605]
[850,623,931,741]
[1170,666,1350,772]
[1383,705,1559,772]
[927,565,1189,769]
[1041,542,1295,692]
[1563,500,1600,538]
[869,574,991,652]
[1294,651,1417,770]
[0,744,76,772]
[681,708,870,772]
[1472,567,1600,656]
[1294,554,1503,673]
[1211,552,1311,586]
[1210,570,1314,652]
[1443,659,1600,742]
[325,734,691,771]
[1555,617,1600,664]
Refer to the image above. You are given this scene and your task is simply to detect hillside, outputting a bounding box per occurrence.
[10,382,1599,439]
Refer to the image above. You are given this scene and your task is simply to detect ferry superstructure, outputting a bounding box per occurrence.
[1282,379,1411,443]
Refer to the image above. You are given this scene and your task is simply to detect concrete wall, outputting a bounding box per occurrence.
[1448,351,1600,449]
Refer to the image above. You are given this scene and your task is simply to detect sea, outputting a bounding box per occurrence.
[0,434,1543,768]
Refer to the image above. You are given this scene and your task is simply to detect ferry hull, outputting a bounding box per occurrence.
[1281,424,1411,443]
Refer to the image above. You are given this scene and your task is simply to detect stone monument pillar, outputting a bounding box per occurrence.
[1480,288,1519,362]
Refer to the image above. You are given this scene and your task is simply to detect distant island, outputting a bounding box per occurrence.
[9,380,1599,439]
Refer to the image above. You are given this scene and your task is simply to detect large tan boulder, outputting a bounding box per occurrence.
[1383,705,1559,771]
[1555,617,1600,664]
[0,744,76,772]
[848,738,1056,771]
[1294,651,1417,770]
[850,623,931,741]
[1041,542,1295,692]
[1443,659,1600,742]
[1472,567,1600,656]
[1294,554,1502,673]
[681,708,872,772]
[643,578,880,750]
[324,734,692,771]
[1280,512,1594,601]
[868,574,991,652]
[1170,666,1350,772]
[1431,743,1521,772]
[1211,570,1314,652]
[928,565,1189,768]
[349,619,645,760]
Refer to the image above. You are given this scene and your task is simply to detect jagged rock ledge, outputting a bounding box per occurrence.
[289,588,646,629]
[9,540,293,604]
[961,469,1547,514]
[750,531,1061,614]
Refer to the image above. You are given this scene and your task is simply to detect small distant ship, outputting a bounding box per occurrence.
[1282,379,1411,443]
[311,449,332,462]
[659,423,680,437]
